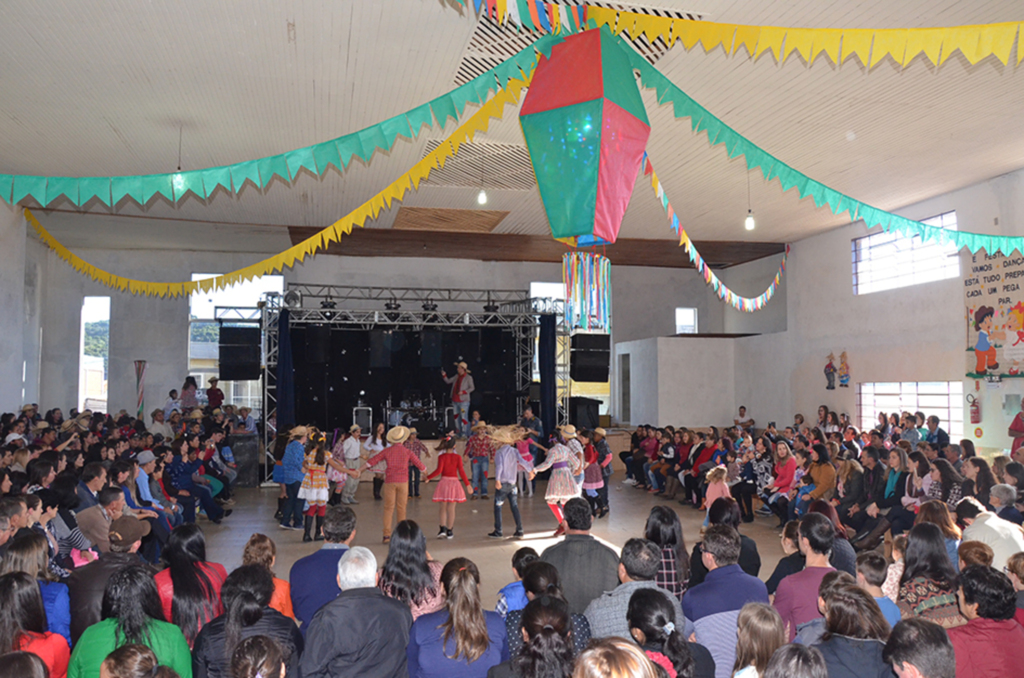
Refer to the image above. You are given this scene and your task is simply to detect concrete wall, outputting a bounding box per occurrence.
[656,337,735,426]
[0,208,27,411]
[613,338,659,425]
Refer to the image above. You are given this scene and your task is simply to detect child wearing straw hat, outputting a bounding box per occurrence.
[488,426,535,539]
[364,426,426,543]
[425,433,473,539]
[532,425,585,536]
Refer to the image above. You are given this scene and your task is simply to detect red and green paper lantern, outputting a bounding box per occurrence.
[519,27,650,245]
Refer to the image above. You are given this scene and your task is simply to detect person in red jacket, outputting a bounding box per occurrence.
[948,564,1024,678]
[153,523,228,647]
[425,434,472,539]
[0,572,70,678]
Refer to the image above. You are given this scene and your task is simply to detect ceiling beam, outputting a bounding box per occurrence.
[288,227,785,269]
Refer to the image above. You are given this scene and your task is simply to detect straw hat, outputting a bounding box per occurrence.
[239,407,252,415]
[593,427,607,438]
[289,426,309,439]
[408,427,418,436]
[32,422,50,433]
[348,424,361,433]
[208,377,219,384]
[21,404,35,413]
[471,420,488,432]
[454,361,471,373]
[387,426,411,444]
[189,410,204,420]
[559,424,578,440]
[487,425,525,446]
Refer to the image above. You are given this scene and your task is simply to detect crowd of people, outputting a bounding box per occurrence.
[3,397,1024,678]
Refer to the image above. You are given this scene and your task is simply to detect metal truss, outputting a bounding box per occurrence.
[214,306,262,322]
[284,283,530,308]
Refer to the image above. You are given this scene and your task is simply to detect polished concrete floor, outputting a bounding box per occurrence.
[203,469,787,606]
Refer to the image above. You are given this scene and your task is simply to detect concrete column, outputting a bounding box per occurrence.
[0,208,27,411]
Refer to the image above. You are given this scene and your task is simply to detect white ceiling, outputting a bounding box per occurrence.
[1,0,1022,251]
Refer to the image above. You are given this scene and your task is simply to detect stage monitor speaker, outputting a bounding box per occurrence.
[570,351,610,382]
[571,333,611,352]
[306,325,330,363]
[420,331,442,368]
[218,326,261,381]
[369,330,391,368]
[569,397,601,430]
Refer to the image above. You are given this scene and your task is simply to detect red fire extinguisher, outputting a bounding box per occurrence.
[968,394,981,424]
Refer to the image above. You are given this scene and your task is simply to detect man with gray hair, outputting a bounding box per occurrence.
[301,547,414,678]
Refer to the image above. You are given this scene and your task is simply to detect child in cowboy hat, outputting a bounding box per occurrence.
[364,426,426,543]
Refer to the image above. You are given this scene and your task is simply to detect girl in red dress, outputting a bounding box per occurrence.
[424,434,473,539]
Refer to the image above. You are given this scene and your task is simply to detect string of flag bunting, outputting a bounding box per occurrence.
[641,152,788,313]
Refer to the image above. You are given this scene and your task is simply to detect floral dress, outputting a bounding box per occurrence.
[533,443,583,503]
[298,450,330,505]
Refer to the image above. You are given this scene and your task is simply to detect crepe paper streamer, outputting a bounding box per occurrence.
[520,28,649,244]
[452,1,1023,69]
[25,76,533,298]
[0,35,560,211]
[562,252,612,331]
[641,152,788,313]
[616,36,1024,258]
[134,360,146,419]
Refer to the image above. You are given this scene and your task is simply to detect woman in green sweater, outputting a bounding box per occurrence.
[68,565,192,678]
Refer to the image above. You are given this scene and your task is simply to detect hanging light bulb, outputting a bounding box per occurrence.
[745,210,755,231]
[477,188,488,205]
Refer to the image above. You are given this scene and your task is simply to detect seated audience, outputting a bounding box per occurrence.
[626,588,714,678]
[288,504,356,631]
[242,533,293,619]
[773,513,836,641]
[584,539,686,642]
[947,564,1024,678]
[914,501,962,572]
[76,487,126,554]
[792,570,855,646]
[0,571,69,678]
[1005,551,1024,626]
[154,523,227,647]
[407,557,508,678]
[378,520,445,620]
[68,564,191,678]
[731,603,785,678]
[540,498,619,615]
[855,552,902,628]
[0,532,71,645]
[487,596,573,678]
[98,644,181,678]
[231,636,285,678]
[764,521,804,595]
[958,540,994,570]
[682,525,768,678]
[572,637,662,678]
[504,561,591,658]
[990,483,1022,524]
[762,645,827,678]
[896,523,964,628]
[687,499,761,586]
[191,564,303,678]
[806,500,855,575]
[0,651,50,678]
[643,506,690,601]
[301,547,413,678]
[955,496,1024,570]
[494,547,537,618]
[813,583,894,678]
[882,618,955,678]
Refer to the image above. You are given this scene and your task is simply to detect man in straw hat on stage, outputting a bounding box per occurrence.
[441,361,475,439]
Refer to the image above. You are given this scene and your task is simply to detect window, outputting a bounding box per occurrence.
[80,296,110,412]
[857,381,964,441]
[675,307,698,334]
[529,281,565,301]
[189,274,283,415]
[852,211,959,295]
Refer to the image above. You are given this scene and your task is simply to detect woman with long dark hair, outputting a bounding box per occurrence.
[191,564,303,678]
[627,588,714,678]
[68,564,191,678]
[961,457,996,508]
[849,447,910,552]
[407,558,507,678]
[0,572,68,678]
[487,596,574,678]
[378,520,444,620]
[914,500,963,572]
[815,584,892,677]
[0,533,71,644]
[897,523,965,628]
[504,561,591,658]
[153,523,228,646]
[926,458,964,511]
[644,506,689,601]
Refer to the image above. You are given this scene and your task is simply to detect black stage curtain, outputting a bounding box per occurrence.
[539,314,557,438]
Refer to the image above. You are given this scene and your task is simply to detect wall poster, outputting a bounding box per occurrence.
[964,250,1024,378]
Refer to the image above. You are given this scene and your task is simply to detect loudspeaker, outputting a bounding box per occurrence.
[420,331,442,368]
[218,326,261,381]
[570,351,610,382]
[306,325,330,363]
[569,397,600,429]
[571,334,611,351]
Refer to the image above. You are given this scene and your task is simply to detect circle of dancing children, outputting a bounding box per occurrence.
[487,426,536,539]
[531,425,584,536]
[425,433,473,538]
[298,428,361,542]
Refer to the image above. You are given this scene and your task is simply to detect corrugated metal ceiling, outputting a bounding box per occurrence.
[0,0,1021,250]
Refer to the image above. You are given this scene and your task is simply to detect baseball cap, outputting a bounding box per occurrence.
[136,450,156,465]
[109,516,151,548]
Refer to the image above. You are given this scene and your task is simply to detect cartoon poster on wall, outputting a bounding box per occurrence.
[964,250,1024,378]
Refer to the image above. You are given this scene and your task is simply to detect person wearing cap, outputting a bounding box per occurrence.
[136,451,183,528]
[441,362,475,439]
[206,377,225,410]
[364,426,426,543]
[149,409,173,440]
[233,406,257,435]
[465,420,495,500]
[67,513,154,643]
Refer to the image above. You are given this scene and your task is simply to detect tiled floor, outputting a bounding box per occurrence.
[204,468,787,605]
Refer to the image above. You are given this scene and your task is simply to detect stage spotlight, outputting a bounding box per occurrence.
[422,300,437,312]
[320,297,337,320]
[384,299,401,311]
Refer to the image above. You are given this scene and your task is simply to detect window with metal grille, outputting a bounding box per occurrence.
[857,381,964,441]
[852,211,959,295]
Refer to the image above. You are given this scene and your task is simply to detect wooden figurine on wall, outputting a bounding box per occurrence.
[824,352,837,390]
[838,351,850,388]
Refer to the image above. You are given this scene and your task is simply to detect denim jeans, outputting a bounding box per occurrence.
[493,485,522,534]
[454,400,471,437]
[471,457,489,497]
[281,481,304,527]
[408,465,421,497]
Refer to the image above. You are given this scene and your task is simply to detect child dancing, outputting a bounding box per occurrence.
[531,425,584,537]
[425,433,473,539]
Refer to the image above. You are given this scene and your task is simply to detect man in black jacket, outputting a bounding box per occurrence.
[67,515,153,643]
[300,546,413,678]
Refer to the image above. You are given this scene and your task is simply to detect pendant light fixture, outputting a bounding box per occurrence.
[744,171,755,231]
[477,166,488,205]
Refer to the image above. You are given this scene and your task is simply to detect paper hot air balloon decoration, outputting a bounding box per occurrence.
[519,28,650,246]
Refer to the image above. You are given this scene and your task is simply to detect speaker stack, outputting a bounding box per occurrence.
[569,333,610,382]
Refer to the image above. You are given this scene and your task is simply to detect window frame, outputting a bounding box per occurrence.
[856,380,964,442]
[851,211,960,296]
[675,307,698,335]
